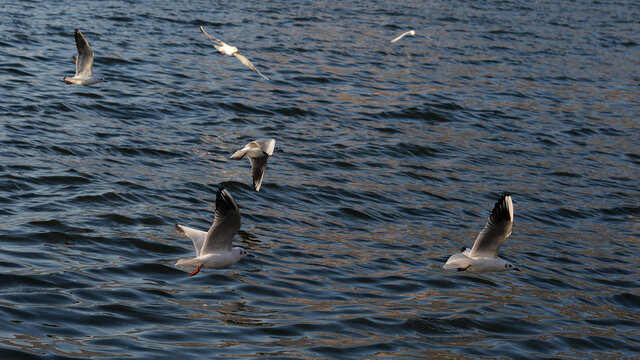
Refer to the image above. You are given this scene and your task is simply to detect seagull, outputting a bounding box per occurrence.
[199,25,270,80]
[443,193,521,272]
[390,29,416,43]
[63,29,106,86]
[175,188,251,276]
[230,138,276,192]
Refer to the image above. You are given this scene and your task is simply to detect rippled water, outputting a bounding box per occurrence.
[1,0,639,358]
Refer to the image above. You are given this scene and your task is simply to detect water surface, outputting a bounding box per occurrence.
[1,0,639,358]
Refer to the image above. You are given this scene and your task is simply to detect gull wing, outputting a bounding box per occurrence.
[233,52,270,80]
[254,138,276,156]
[248,155,269,192]
[201,188,241,254]
[390,30,414,43]
[74,29,94,77]
[175,225,207,257]
[468,193,513,258]
[199,25,226,47]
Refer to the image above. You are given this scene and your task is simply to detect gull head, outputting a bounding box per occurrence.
[409,30,416,36]
[501,260,520,271]
[233,247,253,260]
[82,76,107,86]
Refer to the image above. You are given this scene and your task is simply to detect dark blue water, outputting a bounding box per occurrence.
[1,0,639,358]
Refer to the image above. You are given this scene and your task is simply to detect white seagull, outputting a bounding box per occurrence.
[63,29,106,86]
[230,138,276,192]
[175,188,251,276]
[443,193,520,272]
[390,29,416,43]
[199,25,270,80]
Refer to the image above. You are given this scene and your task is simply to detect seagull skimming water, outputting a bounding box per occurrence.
[443,193,520,272]
[390,29,416,43]
[199,26,270,80]
[175,188,251,276]
[63,29,106,86]
[230,138,276,192]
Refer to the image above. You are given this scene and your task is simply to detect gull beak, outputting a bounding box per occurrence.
[515,267,521,271]
[247,254,255,258]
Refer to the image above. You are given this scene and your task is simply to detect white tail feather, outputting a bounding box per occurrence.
[176,258,202,267]
[443,252,472,269]
[230,148,247,159]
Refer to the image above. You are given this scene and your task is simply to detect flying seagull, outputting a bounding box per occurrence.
[63,29,106,85]
[175,188,251,276]
[199,25,270,80]
[390,29,416,43]
[443,193,520,272]
[230,138,276,192]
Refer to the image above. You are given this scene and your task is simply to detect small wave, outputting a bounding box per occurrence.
[373,103,462,122]
[218,102,274,115]
[30,175,92,186]
[106,146,185,159]
[404,316,461,335]
[27,219,94,233]
[388,142,443,159]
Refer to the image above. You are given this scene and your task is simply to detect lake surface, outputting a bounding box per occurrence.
[1,0,639,358]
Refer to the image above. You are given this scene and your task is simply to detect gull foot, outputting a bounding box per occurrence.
[189,265,203,277]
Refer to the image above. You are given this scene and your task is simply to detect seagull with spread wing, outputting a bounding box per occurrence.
[443,193,520,272]
[230,138,276,192]
[199,25,270,80]
[63,29,106,85]
[175,188,251,276]
[390,29,416,43]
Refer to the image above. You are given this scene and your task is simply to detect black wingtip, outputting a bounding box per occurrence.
[215,187,238,212]
[489,193,512,223]
[73,29,82,47]
[216,187,226,204]
[496,192,512,204]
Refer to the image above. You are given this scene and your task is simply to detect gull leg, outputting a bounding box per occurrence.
[189,265,203,277]
[457,265,470,271]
